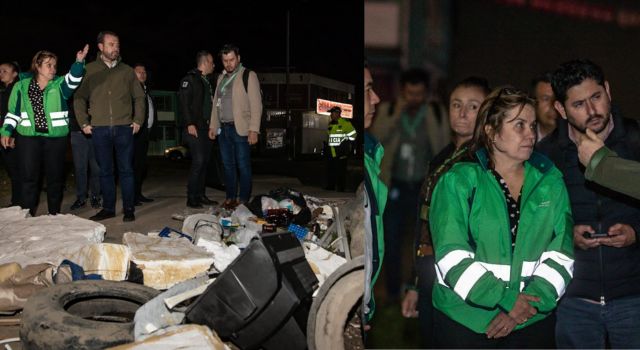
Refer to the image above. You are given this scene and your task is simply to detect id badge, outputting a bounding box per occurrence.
[400,143,414,160]
[216,98,221,108]
[217,128,222,135]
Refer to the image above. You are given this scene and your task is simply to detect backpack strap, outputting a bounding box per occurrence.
[242,69,250,94]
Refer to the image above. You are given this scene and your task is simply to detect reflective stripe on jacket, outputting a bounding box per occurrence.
[430,149,574,333]
[1,61,84,138]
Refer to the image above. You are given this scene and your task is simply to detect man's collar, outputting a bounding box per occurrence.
[99,54,119,68]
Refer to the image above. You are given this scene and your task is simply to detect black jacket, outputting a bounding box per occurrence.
[0,81,16,128]
[536,110,640,302]
[178,69,213,129]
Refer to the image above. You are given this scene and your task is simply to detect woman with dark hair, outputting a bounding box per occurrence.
[429,87,574,348]
[0,61,21,206]
[0,45,88,215]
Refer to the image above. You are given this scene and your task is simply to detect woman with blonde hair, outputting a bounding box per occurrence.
[429,87,574,348]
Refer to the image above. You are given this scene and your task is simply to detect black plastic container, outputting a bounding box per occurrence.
[186,232,318,350]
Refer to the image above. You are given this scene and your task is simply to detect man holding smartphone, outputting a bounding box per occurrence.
[537,59,640,349]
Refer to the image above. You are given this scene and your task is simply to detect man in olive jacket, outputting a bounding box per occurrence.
[74,30,145,222]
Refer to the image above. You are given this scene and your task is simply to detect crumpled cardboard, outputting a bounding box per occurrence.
[0,263,56,312]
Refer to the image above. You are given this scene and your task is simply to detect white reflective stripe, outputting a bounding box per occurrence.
[20,120,32,126]
[65,73,82,82]
[437,250,474,278]
[3,117,17,127]
[533,264,566,298]
[346,130,356,136]
[50,111,68,120]
[521,261,539,277]
[520,281,525,292]
[478,262,511,282]
[51,119,68,127]
[6,112,21,122]
[21,112,29,119]
[540,251,574,277]
[329,133,347,137]
[453,262,487,300]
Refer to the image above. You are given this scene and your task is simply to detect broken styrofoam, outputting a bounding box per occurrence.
[63,244,131,281]
[0,206,30,224]
[197,240,241,272]
[133,276,212,339]
[303,242,347,288]
[110,324,229,350]
[0,209,105,267]
[123,232,214,290]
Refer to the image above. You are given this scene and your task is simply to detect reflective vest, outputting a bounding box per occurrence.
[327,118,356,158]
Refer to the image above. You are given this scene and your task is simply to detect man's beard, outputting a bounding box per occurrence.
[568,113,610,134]
[104,51,119,61]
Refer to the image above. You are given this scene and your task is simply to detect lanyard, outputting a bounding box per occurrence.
[219,64,243,96]
[401,105,427,138]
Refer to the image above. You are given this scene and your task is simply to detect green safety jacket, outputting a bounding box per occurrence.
[364,132,387,322]
[327,118,356,158]
[430,149,574,333]
[0,61,84,138]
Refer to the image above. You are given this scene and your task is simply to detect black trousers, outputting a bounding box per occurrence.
[0,143,21,206]
[133,127,149,199]
[184,129,212,201]
[326,156,348,191]
[433,308,556,349]
[16,134,67,215]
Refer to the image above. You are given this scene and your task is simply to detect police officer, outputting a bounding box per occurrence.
[325,106,356,191]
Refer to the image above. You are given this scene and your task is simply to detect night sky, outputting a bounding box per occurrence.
[1,1,363,92]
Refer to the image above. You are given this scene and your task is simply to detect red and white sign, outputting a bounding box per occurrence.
[316,99,354,119]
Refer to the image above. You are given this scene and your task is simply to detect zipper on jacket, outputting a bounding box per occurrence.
[597,196,605,305]
[108,90,113,126]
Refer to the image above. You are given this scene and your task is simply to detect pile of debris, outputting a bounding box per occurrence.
[0,186,362,349]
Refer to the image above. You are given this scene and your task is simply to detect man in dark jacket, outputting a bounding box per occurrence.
[537,59,640,349]
[133,63,156,205]
[178,51,218,208]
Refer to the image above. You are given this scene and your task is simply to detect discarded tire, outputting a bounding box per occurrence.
[20,280,159,350]
[307,256,364,350]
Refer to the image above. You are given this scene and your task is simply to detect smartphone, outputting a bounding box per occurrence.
[586,232,608,239]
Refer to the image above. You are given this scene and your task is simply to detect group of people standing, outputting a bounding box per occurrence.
[0,31,263,221]
[365,58,640,349]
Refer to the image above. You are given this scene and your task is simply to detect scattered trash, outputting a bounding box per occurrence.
[113,324,228,350]
[0,208,105,267]
[123,232,214,290]
[63,243,131,281]
[133,276,213,339]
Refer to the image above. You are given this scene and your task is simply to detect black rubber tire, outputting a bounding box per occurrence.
[20,280,159,350]
[307,255,364,350]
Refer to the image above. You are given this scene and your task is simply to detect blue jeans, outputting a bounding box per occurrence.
[218,124,252,202]
[70,131,100,200]
[92,126,135,213]
[556,296,640,348]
